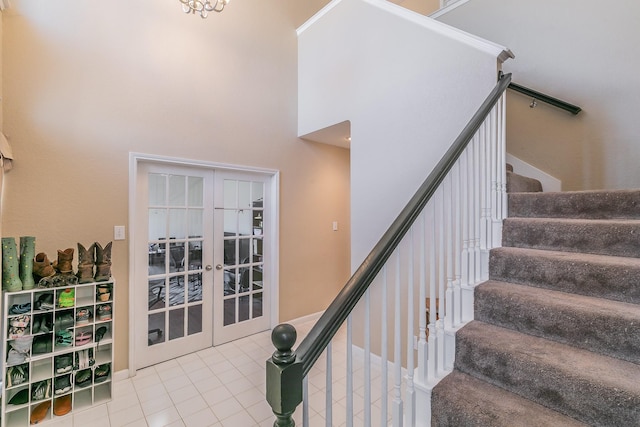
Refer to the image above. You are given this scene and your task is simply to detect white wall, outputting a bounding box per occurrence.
[298,0,510,267]
[437,0,640,191]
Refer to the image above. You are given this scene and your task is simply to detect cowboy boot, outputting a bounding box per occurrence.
[19,236,36,290]
[2,237,23,292]
[94,242,112,282]
[76,243,95,284]
[33,252,56,279]
[53,248,74,274]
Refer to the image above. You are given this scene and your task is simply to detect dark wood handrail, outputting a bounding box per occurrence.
[266,73,512,427]
[508,81,582,115]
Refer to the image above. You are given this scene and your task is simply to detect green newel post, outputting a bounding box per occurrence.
[266,324,303,427]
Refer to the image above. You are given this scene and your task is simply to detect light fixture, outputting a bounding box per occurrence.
[179,0,229,18]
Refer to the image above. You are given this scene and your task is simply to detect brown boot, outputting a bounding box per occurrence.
[94,242,112,282]
[33,252,56,279]
[53,248,74,274]
[76,243,95,284]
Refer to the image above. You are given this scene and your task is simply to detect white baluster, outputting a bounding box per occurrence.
[444,175,454,330]
[418,213,428,384]
[427,202,437,381]
[460,149,470,289]
[453,161,462,327]
[406,230,416,426]
[326,342,333,427]
[436,189,446,378]
[381,267,388,426]
[473,134,482,283]
[393,252,403,427]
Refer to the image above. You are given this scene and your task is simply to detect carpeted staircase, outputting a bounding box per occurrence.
[431,189,640,426]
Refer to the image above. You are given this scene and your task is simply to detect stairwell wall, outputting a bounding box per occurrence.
[436,0,640,191]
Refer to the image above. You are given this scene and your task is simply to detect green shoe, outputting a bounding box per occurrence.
[2,237,23,292]
[58,288,75,308]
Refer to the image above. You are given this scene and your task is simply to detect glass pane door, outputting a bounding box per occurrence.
[136,164,213,368]
[214,173,270,345]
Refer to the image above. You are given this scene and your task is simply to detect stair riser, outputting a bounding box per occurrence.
[455,327,640,426]
[502,219,640,258]
[509,190,640,219]
[475,282,640,364]
[489,248,640,304]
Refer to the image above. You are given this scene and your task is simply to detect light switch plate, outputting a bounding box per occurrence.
[114,225,126,240]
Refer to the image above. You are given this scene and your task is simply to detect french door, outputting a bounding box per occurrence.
[134,161,273,369]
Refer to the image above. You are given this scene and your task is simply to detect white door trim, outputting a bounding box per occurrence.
[128,152,280,376]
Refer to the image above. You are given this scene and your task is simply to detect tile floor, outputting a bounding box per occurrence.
[40,317,398,427]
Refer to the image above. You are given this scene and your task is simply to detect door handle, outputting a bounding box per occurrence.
[215,264,223,270]
[205,265,213,271]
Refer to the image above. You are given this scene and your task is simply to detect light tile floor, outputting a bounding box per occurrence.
[38,318,308,427]
[41,317,399,427]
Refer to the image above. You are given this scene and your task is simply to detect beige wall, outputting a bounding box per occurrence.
[1,0,350,371]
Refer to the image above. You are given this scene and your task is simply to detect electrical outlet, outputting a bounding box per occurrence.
[114,226,126,241]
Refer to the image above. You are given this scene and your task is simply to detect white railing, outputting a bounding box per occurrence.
[296,92,507,427]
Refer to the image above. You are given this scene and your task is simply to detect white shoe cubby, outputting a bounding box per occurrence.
[2,281,114,426]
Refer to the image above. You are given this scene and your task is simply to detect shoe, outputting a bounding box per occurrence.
[55,354,73,374]
[9,303,31,314]
[75,369,92,388]
[6,348,27,365]
[19,236,36,290]
[76,243,95,284]
[75,308,91,325]
[55,330,73,347]
[8,388,29,405]
[8,326,27,339]
[31,379,51,401]
[53,394,72,416]
[95,326,108,345]
[32,335,53,354]
[97,284,111,302]
[75,330,92,346]
[94,242,112,282]
[54,375,72,395]
[33,252,56,279]
[56,312,74,329]
[34,293,54,310]
[57,288,75,308]
[2,237,23,292]
[33,314,52,334]
[11,314,30,328]
[94,363,111,383]
[53,248,74,274]
[7,365,28,387]
[97,304,112,321]
[30,400,51,424]
[74,349,94,370]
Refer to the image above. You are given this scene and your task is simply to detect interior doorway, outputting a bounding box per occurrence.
[130,155,279,371]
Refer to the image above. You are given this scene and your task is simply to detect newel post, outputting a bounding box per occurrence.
[266,324,303,427]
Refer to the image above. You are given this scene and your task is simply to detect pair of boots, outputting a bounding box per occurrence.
[77,242,112,283]
[33,248,75,288]
[2,236,36,292]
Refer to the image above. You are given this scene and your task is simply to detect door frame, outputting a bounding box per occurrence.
[128,152,280,376]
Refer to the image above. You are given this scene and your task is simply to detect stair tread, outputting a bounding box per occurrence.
[432,371,588,427]
[479,279,640,315]
[502,217,640,258]
[492,245,640,266]
[476,280,640,364]
[509,189,640,219]
[505,217,640,225]
[458,321,640,392]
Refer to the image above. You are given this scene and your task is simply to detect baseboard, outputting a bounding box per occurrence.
[114,369,129,383]
[287,310,325,326]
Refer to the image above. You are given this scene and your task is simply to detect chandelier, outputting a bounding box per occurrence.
[179,0,230,18]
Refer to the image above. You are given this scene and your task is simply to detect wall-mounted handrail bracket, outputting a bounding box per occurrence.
[507,80,582,115]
